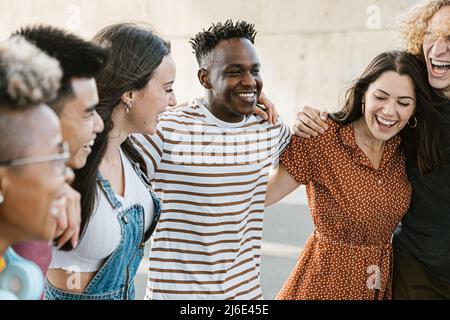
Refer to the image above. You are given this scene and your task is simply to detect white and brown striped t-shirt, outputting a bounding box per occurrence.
[132,99,291,300]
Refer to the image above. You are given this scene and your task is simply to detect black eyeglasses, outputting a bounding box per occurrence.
[0,142,70,174]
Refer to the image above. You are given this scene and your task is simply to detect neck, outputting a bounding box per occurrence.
[0,225,18,257]
[353,118,385,153]
[443,88,450,100]
[204,94,245,123]
[102,108,131,166]
[0,239,8,257]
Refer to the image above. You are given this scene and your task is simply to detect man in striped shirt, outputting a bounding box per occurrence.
[132,20,292,300]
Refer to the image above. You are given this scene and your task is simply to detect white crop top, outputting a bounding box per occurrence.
[50,150,155,272]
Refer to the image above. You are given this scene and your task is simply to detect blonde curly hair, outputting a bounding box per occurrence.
[399,0,450,58]
[0,36,62,108]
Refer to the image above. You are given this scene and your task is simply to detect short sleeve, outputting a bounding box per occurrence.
[280,135,315,185]
[130,126,164,179]
[272,118,293,164]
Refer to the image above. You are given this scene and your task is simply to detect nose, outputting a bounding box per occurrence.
[431,36,450,56]
[93,111,104,134]
[382,100,396,116]
[169,92,177,107]
[241,71,257,89]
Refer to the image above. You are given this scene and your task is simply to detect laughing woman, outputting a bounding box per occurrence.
[45,23,177,300]
[265,51,436,300]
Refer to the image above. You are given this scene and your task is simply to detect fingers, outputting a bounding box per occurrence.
[302,113,327,134]
[293,114,323,137]
[267,99,279,125]
[257,92,278,124]
[54,203,68,239]
[301,106,329,131]
[56,227,74,249]
[319,110,329,122]
[71,195,81,249]
[54,184,81,249]
[254,105,269,121]
[292,106,330,138]
[292,123,312,139]
[64,167,75,185]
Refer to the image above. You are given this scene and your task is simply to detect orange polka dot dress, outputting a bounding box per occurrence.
[276,120,411,300]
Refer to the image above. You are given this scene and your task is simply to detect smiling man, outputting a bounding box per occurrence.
[422,8,450,97]
[392,1,450,300]
[132,20,291,300]
[11,26,107,283]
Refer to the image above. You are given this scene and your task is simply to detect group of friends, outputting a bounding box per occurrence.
[0,0,449,300]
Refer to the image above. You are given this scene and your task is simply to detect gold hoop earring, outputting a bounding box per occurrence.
[408,116,418,129]
[362,102,365,115]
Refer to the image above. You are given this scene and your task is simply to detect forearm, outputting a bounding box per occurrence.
[265,164,300,207]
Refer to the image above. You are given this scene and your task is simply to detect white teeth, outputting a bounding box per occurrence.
[376,115,397,127]
[83,140,94,148]
[238,93,255,99]
[431,59,450,67]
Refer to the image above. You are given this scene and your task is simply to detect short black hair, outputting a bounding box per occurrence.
[190,20,257,67]
[13,25,109,112]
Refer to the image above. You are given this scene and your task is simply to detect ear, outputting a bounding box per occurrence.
[198,69,212,89]
[120,91,134,105]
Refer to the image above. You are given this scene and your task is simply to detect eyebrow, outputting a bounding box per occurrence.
[164,80,175,86]
[84,104,97,113]
[376,89,415,101]
[225,63,261,69]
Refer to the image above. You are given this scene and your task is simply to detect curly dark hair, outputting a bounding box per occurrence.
[190,20,257,67]
[13,25,108,113]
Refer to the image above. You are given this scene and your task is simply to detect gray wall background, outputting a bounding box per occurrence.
[0,0,422,125]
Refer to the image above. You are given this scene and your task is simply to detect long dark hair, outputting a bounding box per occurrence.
[331,50,446,174]
[63,23,170,251]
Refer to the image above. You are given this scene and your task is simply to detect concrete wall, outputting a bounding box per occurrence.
[0,0,422,123]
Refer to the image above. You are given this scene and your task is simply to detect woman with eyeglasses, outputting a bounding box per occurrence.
[0,36,67,299]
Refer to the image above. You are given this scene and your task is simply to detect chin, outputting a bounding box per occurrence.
[72,158,87,170]
[145,127,157,136]
[373,130,398,142]
[70,151,89,170]
[240,105,256,116]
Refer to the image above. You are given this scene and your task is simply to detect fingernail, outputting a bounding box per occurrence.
[320,130,325,134]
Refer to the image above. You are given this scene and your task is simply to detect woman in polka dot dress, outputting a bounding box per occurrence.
[265,51,436,300]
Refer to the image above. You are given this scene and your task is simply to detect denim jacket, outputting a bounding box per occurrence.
[45,161,161,300]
